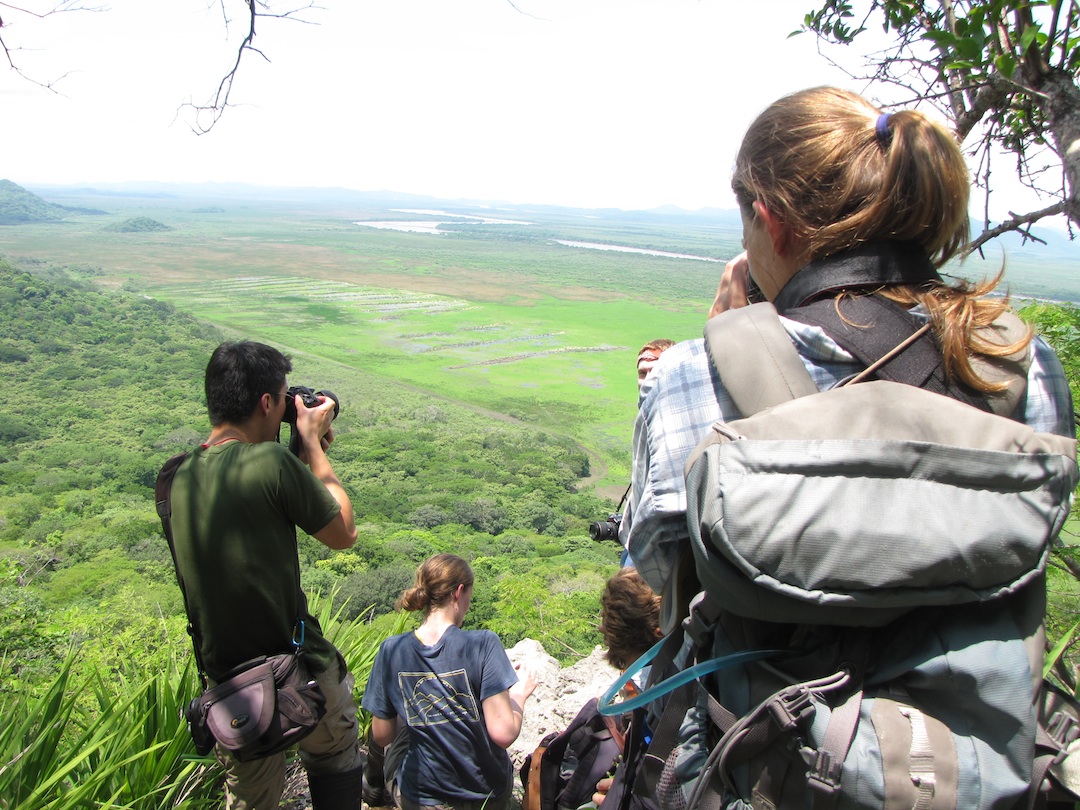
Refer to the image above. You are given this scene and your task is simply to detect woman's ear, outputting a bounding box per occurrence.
[752,200,793,257]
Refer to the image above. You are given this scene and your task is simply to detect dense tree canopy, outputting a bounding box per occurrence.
[0,260,620,691]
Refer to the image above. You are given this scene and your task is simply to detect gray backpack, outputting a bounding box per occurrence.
[644,302,1080,809]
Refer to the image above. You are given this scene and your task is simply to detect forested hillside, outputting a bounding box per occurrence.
[0,179,106,225]
[0,262,621,695]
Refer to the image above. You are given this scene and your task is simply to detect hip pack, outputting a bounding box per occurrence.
[184,649,327,761]
[638,298,1080,809]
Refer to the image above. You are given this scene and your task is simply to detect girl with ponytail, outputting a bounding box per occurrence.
[362,554,537,810]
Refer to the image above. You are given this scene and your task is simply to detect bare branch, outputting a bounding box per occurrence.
[177,0,321,135]
[179,0,260,135]
[502,0,544,21]
[0,1,100,91]
[802,1,1080,248]
[964,201,1067,256]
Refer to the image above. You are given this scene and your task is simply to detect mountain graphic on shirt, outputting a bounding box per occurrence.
[399,669,480,726]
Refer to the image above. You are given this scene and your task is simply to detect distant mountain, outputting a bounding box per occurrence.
[25,180,448,208]
[0,179,69,225]
[17,180,1075,262]
[0,179,107,224]
[981,220,1077,261]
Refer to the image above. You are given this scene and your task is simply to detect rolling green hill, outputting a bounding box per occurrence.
[0,179,68,225]
[0,179,106,225]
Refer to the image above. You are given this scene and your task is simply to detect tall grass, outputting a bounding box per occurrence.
[0,591,405,809]
[0,650,218,809]
[308,589,411,736]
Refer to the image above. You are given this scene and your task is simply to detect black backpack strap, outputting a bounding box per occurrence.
[770,240,1032,416]
[785,294,1034,416]
[155,451,189,527]
[783,295,993,411]
[155,451,210,684]
[1030,679,1080,808]
[603,706,660,810]
[772,241,941,313]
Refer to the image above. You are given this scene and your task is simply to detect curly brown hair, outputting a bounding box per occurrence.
[600,568,662,671]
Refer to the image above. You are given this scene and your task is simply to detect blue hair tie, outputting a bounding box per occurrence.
[876,112,892,145]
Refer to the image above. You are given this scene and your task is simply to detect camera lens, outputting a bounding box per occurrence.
[589,520,619,542]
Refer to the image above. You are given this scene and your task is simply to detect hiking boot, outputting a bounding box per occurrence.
[361,781,393,808]
[308,764,363,810]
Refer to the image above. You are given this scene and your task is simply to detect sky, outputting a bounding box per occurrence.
[0,0,1051,217]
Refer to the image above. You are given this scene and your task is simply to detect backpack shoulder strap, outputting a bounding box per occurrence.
[969,309,1033,418]
[155,451,211,682]
[706,301,1032,419]
[784,296,1031,415]
[155,451,189,523]
[783,296,949,394]
[703,303,818,417]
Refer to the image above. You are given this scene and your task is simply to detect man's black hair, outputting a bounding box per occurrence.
[205,341,292,426]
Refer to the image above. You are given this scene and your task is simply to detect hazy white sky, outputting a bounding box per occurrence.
[0,0,1046,216]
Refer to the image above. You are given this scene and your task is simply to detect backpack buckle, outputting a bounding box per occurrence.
[1048,710,1080,762]
[803,748,842,796]
[769,686,815,732]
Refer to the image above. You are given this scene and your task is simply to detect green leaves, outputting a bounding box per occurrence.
[0,651,219,810]
[803,0,864,43]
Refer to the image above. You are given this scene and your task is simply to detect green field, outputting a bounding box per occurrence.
[8,186,1075,489]
[0,189,754,496]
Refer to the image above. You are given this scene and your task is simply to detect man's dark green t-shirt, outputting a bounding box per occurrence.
[170,440,341,680]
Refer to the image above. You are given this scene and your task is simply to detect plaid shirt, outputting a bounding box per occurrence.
[624,313,1075,593]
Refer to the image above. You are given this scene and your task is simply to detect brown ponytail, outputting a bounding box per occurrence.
[398,553,475,614]
[733,86,1030,392]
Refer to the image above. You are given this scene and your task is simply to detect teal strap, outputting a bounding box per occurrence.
[598,634,792,716]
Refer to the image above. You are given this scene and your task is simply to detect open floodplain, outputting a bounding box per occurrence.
[2,183,1077,500]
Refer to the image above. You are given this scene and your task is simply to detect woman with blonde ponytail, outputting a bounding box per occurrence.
[362,554,537,810]
[621,85,1075,808]
[629,86,1073,601]
[726,85,1040,397]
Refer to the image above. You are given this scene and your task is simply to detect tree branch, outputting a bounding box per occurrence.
[964,201,1067,256]
[0,1,100,90]
[177,0,321,135]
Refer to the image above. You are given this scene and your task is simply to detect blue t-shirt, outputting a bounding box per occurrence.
[362,625,518,805]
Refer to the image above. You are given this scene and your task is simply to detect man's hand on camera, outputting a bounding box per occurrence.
[294,394,336,463]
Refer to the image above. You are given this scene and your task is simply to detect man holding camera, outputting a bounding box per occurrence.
[167,341,361,810]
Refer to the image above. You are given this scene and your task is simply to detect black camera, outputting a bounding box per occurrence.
[283,385,340,425]
[281,385,340,456]
[589,513,622,542]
